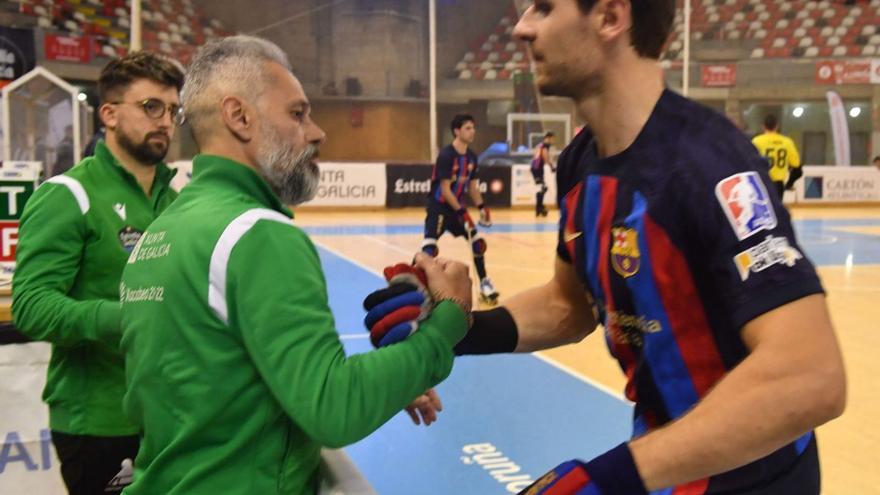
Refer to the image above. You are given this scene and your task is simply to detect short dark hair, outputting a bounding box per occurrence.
[544,131,555,138]
[98,51,185,103]
[873,156,880,163]
[450,114,475,137]
[577,0,675,59]
[764,114,778,130]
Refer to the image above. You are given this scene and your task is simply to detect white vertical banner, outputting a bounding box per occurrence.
[826,91,851,166]
[0,343,65,494]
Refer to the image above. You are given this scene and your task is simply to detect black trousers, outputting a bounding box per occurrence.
[51,431,139,495]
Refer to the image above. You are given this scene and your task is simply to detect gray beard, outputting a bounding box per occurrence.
[256,126,319,206]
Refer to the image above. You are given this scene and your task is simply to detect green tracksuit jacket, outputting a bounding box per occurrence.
[12,141,177,436]
[120,155,467,494]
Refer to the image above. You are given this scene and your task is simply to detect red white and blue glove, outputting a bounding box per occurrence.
[362,263,434,348]
[517,443,648,495]
[456,207,477,231]
[477,203,492,227]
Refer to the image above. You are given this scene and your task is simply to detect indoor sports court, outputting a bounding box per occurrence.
[295,205,880,495]
[1,0,879,494]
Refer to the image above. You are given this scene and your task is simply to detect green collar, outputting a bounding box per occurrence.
[93,139,175,192]
[190,155,293,218]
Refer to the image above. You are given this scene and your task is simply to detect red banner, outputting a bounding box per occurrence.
[44,34,91,63]
[815,60,870,85]
[700,64,737,87]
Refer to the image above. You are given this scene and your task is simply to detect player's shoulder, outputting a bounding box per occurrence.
[438,145,456,157]
[436,145,456,164]
[662,93,766,184]
[556,125,595,193]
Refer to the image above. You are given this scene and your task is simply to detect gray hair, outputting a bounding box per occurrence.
[182,35,291,143]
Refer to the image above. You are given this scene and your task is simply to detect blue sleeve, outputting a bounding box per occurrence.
[684,130,823,330]
[434,148,454,181]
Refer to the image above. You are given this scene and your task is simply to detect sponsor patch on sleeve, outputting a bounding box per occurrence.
[715,172,777,240]
[733,235,803,281]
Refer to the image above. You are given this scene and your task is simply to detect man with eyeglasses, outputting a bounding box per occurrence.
[12,51,184,495]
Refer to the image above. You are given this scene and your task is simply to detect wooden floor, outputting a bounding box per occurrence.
[297,205,880,495]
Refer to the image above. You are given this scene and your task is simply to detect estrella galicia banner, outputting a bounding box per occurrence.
[385,163,433,208]
[0,27,35,88]
[385,164,511,208]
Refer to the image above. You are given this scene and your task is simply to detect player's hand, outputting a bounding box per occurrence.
[404,389,442,426]
[478,204,492,227]
[414,253,472,316]
[517,460,593,495]
[456,207,476,231]
[519,444,647,495]
[362,264,433,347]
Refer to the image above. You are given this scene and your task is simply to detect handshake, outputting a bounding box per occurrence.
[362,254,473,348]
[362,254,473,426]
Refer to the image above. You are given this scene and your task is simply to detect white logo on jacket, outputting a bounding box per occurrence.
[114,202,126,220]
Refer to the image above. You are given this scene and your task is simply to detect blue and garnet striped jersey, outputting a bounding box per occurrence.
[428,145,479,206]
[531,142,549,172]
[555,90,823,493]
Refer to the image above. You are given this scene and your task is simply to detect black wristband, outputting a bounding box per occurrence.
[453,306,518,355]
[585,443,648,495]
[477,203,485,210]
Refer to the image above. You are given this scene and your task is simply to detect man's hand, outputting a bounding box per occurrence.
[404,389,443,426]
[362,264,432,347]
[413,253,472,316]
[517,444,647,495]
[456,207,476,231]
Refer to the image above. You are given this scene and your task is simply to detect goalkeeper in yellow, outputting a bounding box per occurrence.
[752,114,802,199]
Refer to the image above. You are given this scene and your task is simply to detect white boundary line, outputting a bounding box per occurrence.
[312,238,386,280]
[356,235,415,257]
[312,238,630,404]
[531,352,630,404]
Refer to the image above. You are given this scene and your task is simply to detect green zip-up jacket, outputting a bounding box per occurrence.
[120,155,467,495]
[12,141,177,436]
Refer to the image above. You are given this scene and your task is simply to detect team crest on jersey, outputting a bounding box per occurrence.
[118,226,144,253]
[734,235,802,281]
[611,227,641,278]
[715,172,777,240]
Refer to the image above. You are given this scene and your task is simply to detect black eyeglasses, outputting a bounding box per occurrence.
[111,98,185,126]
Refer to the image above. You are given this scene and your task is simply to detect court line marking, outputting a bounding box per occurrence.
[312,238,630,405]
[356,235,415,257]
[799,235,838,245]
[315,234,555,275]
[531,352,629,403]
[340,334,371,341]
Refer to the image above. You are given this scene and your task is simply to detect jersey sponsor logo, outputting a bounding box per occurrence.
[610,227,641,278]
[608,311,662,336]
[113,202,126,221]
[733,235,802,281]
[715,172,777,240]
[118,226,144,253]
